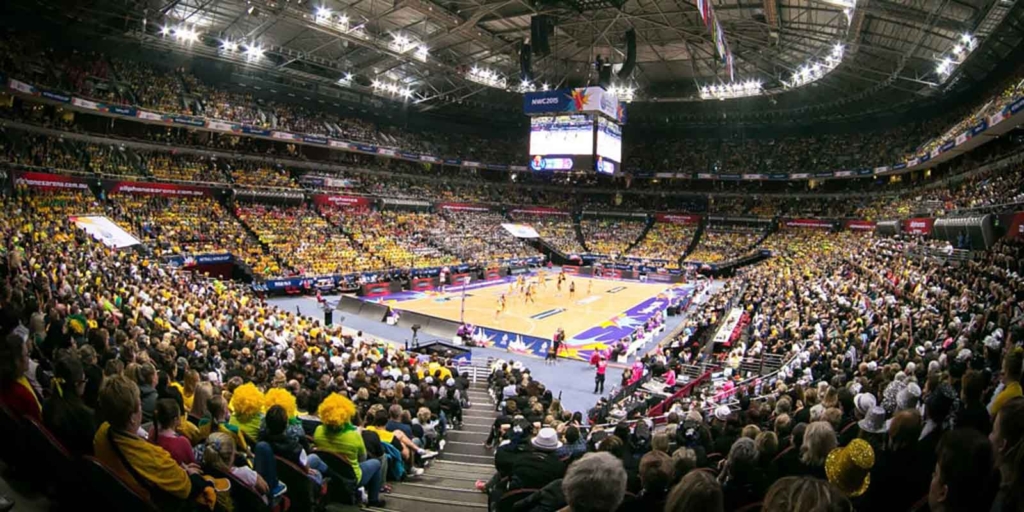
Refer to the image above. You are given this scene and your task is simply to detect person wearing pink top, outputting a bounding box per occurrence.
[153,398,196,465]
[594,356,608,394]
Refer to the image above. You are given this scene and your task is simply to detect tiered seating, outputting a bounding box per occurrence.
[580,218,646,255]
[236,203,379,276]
[320,207,455,269]
[510,212,584,255]
[628,222,697,265]
[143,153,225,183]
[230,164,299,189]
[433,209,537,264]
[685,227,763,263]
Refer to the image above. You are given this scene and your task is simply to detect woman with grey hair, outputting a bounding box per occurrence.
[562,452,628,512]
[720,437,767,511]
[792,421,837,480]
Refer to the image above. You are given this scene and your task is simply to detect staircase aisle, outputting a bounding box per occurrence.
[364,368,496,512]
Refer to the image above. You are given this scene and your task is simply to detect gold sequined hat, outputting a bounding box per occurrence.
[825,438,875,497]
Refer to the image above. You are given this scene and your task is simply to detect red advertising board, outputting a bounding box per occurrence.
[844,220,877,231]
[451,273,471,286]
[362,282,390,297]
[14,171,90,190]
[411,277,435,291]
[655,213,701,224]
[562,265,581,275]
[485,268,502,281]
[600,268,623,280]
[107,180,210,197]
[511,207,569,215]
[785,219,834,229]
[1006,212,1024,239]
[902,217,935,235]
[312,194,372,208]
[438,202,493,212]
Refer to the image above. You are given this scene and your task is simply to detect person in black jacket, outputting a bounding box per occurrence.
[260,405,338,486]
[42,354,97,456]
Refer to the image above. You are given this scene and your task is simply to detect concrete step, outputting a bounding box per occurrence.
[391,482,488,503]
[419,466,491,482]
[446,430,490,443]
[442,452,496,465]
[377,493,487,512]
[410,474,485,489]
[445,440,493,457]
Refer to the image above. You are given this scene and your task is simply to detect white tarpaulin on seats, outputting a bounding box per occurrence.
[501,223,540,238]
[71,215,141,249]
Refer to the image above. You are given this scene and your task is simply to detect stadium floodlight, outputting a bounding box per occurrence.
[514,79,537,93]
[173,26,200,44]
[244,44,265,60]
[371,78,414,101]
[699,79,763,100]
[465,66,508,89]
[338,14,349,25]
[541,83,549,91]
[221,40,239,52]
[935,33,976,82]
[607,84,636,103]
[316,6,332,18]
[159,26,171,36]
[784,43,843,89]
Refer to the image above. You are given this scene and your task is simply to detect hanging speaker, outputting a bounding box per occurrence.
[520,43,533,81]
[617,29,636,79]
[531,15,551,56]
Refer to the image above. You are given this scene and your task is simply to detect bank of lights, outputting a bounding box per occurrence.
[700,80,763,100]
[371,79,414,99]
[936,33,977,80]
[784,43,844,89]
[607,84,636,103]
[466,66,507,89]
[515,80,537,93]
[159,25,200,44]
[244,44,265,61]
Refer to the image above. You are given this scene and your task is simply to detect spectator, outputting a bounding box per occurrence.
[720,437,767,510]
[42,354,97,456]
[991,397,1024,512]
[990,349,1023,417]
[152,398,194,466]
[665,469,723,512]
[928,429,995,512]
[636,451,673,510]
[0,333,41,421]
[312,393,387,507]
[561,453,627,512]
[794,421,836,480]
[762,476,851,512]
[824,438,875,499]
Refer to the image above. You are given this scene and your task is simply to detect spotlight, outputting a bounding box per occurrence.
[221,40,239,52]
[159,26,171,36]
[244,44,265,60]
[316,6,332,18]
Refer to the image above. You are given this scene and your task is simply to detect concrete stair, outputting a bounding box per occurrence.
[361,366,496,512]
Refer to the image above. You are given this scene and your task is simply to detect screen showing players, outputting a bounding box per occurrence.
[529,114,594,156]
[595,116,622,163]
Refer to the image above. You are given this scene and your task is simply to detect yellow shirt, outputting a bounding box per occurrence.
[313,425,364,480]
[990,381,1022,417]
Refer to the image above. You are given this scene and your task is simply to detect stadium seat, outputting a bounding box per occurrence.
[310,450,359,504]
[22,418,81,496]
[207,466,290,512]
[495,487,540,512]
[82,455,160,512]
[274,455,327,511]
[0,405,24,466]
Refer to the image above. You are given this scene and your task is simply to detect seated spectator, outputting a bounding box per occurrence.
[93,375,216,507]
[202,432,283,505]
[927,429,995,512]
[665,469,723,512]
[228,383,264,444]
[261,404,334,486]
[312,393,387,507]
[720,437,767,510]
[562,452,627,512]
[0,333,42,421]
[991,397,1024,512]
[636,451,673,510]
[792,421,836,480]
[152,398,194,466]
[42,354,97,456]
[198,396,249,456]
[761,476,851,512]
[137,363,158,424]
[824,438,874,500]
[989,348,1022,417]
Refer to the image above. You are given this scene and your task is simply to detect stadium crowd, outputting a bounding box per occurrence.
[625,222,698,266]
[685,227,765,264]
[581,218,647,256]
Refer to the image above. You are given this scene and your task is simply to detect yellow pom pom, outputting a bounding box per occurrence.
[264,388,298,419]
[318,393,356,428]
[229,383,265,419]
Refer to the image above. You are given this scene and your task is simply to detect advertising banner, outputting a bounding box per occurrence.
[136,110,166,122]
[40,90,71,103]
[329,140,352,150]
[902,217,935,235]
[207,120,238,132]
[785,219,834,229]
[834,170,854,178]
[1012,97,1024,114]
[14,171,90,190]
[271,131,297,141]
[362,282,391,297]
[243,127,271,137]
[107,181,210,197]
[8,79,35,95]
[523,86,619,119]
[450,273,471,286]
[311,194,372,208]
[790,173,811,180]
[71,97,100,110]
[511,207,569,216]
[485,268,502,281]
[844,220,877,231]
[501,223,541,238]
[70,216,141,249]
[655,213,701,224]
[562,265,581,275]
[303,135,328,145]
[438,202,492,212]
[411,277,435,291]
[599,268,623,280]
[1005,212,1024,239]
[171,115,205,127]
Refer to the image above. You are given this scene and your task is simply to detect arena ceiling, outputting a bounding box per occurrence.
[12,0,1024,123]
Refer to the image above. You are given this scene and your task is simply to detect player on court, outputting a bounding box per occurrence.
[537,269,546,289]
[587,279,593,296]
[555,275,563,296]
[495,293,506,320]
[569,281,576,300]
[525,283,536,304]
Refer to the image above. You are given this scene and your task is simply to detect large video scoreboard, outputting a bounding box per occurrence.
[523,87,625,175]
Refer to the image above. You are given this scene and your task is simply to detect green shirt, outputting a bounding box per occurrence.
[313,425,364,480]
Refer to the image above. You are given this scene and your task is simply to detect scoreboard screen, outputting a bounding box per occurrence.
[528,114,594,171]
[595,116,622,175]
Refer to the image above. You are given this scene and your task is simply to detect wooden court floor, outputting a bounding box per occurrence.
[393,276,671,341]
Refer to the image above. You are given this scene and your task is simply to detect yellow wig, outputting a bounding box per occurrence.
[318,393,356,428]
[264,388,298,419]
[229,383,265,419]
